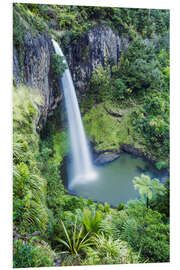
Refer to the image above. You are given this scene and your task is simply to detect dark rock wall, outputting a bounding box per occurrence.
[13,25,128,124]
[13,33,60,125]
[63,25,129,97]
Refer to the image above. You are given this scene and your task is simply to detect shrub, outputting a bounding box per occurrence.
[55,218,92,255]
[88,64,111,103]
[112,78,127,100]
[99,210,129,240]
[13,87,48,234]
[83,233,139,265]
[150,179,169,221]
[82,208,104,234]
[155,161,168,170]
[13,239,55,268]
[51,53,67,79]
[120,204,170,262]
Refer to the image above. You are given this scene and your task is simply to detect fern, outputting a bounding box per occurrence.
[82,208,104,234]
[13,86,48,234]
[83,233,139,265]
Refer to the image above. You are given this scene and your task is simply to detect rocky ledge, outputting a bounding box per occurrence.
[93,143,157,166]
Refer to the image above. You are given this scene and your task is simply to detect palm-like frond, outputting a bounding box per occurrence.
[133,174,165,200]
[56,219,92,255]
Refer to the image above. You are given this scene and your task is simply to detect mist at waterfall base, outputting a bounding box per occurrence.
[52,39,168,207]
[52,39,97,188]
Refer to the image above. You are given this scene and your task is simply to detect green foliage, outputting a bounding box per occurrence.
[88,64,111,104]
[13,87,42,130]
[51,53,67,80]
[155,161,168,170]
[83,233,139,265]
[118,203,125,211]
[83,101,144,152]
[13,86,49,234]
[111,78,127,100]
[13,6,25,47]
[111,8,169,37]
[133,174,165,208]
[38,138,65,230]
[55,218,92,255]
[109,210,129,240]
[53,131,69,163]
[13,5,170,266]
[82,208,104,234]
[13,239,33,268]
[150,179,169,221]
[118,37,163,94]
[39,125,68,224]
[98,203,169,263]
[14,3,48,35]
[120,204,169,262]
[58,195,94,213]
[133,174,165,199]
[104,202,111,213]
[131,88,169,160]
[124,38,170,160]
[13,239,54,268]
[83,28,169,162]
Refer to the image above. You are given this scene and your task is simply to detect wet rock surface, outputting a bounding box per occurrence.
[92,143,157,166]
[121,144,156,163]
[94,152,121,165]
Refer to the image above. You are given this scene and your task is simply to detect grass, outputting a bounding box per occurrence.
[83,101,146,152]
[82,99,167,162]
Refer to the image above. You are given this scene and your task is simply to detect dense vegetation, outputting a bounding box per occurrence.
[13,3,169,268]
[84,34,169,164]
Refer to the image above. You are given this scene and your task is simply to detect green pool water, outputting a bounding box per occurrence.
[68,153,168,207]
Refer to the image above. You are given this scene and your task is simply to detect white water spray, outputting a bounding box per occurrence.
[52,39,96,188]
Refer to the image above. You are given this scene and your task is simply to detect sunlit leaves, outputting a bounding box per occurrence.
[82,208,104,234]
[133,174,165,201]
[55,218,92,255]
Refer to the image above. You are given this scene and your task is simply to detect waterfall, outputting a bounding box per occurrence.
[52,39,96,188]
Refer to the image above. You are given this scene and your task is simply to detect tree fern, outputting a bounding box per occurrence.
[133,174,165,208]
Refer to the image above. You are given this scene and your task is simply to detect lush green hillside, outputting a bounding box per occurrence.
[83,34,169,165]
[13,3,169,267]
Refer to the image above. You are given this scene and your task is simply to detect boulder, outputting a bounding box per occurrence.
[94,152,120,165]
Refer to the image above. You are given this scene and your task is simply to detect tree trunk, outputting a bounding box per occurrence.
[146,196,149,208]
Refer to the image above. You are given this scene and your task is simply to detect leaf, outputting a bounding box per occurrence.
[61,220,72,250]
[55,237,71,250]
[133,174,165,204]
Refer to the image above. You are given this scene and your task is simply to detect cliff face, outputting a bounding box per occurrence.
[63,25,129,97]
[13,25,128,124]
[13,33,59,125]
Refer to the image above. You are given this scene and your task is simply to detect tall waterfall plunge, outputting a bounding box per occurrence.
[52,39,96,188]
